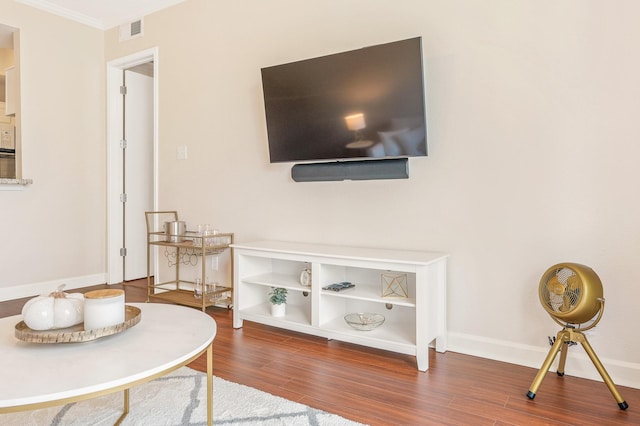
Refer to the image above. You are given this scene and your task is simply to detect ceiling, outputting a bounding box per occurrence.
[15,0,188,30]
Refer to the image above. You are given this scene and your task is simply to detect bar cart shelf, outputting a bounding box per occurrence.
[145,211,234,311]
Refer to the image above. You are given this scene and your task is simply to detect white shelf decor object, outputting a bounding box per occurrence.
[231,240,448,371]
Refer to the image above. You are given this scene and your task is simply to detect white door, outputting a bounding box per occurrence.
[123,68,154,281]
[106,48,158,285]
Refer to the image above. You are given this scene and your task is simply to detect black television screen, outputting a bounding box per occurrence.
[261,37,427,163]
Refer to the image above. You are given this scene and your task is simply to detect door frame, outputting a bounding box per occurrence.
[106,47,159,284]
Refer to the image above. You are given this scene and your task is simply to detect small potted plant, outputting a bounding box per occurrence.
[269,287,287,317]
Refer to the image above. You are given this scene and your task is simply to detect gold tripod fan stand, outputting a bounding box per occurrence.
[526,263,628,410]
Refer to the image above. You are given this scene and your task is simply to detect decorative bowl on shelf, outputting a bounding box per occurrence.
[344,312,385,331]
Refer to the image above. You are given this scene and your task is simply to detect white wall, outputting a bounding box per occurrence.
[103,0,640,386]
[0,1,106,296]
[112,0,640,387]
[4,0,640,387]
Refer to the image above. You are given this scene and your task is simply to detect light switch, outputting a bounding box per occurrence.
[176,145,188,160]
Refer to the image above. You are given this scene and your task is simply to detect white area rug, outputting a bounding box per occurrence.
[2,367,365,425]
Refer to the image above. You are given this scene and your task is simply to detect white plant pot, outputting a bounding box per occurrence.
[271,303,286,317]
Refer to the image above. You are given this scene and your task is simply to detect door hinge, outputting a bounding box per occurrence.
[120,139,127,149]
[120,247,127,257]
[120,85,127,95]
[120,193,127,203]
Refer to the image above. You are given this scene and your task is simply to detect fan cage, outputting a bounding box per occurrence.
[539,263,603,325]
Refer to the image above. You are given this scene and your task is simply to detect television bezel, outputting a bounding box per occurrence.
[261,37,428,165]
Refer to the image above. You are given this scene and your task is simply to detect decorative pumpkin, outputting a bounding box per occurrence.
[21,285,85,330]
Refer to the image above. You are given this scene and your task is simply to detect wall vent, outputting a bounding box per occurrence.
[119,19,144,42]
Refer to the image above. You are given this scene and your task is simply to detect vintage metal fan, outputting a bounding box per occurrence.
[526,263,628,410]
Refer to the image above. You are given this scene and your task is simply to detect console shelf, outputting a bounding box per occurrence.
[321,286,417,307]
[241,272,306,291]
[231,240,448,371]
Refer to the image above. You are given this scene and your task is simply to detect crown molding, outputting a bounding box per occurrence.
[14,0,187,31]
[16,0,105,29]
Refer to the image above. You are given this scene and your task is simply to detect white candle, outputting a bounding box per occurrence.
[83,289,125,330]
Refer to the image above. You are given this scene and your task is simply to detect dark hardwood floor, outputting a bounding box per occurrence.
[2,279,640,425]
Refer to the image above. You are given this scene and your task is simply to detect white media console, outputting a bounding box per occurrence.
[231,240,448,371]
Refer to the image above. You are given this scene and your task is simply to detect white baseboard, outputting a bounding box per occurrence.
[448,331,640,390]
[0,274,108,302]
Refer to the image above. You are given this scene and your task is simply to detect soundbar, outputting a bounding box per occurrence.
[291,158,409,182]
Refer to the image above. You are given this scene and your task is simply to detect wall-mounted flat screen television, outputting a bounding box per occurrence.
[261,37,427,164]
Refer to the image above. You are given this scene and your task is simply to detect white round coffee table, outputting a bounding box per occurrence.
[0,303,216,425]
